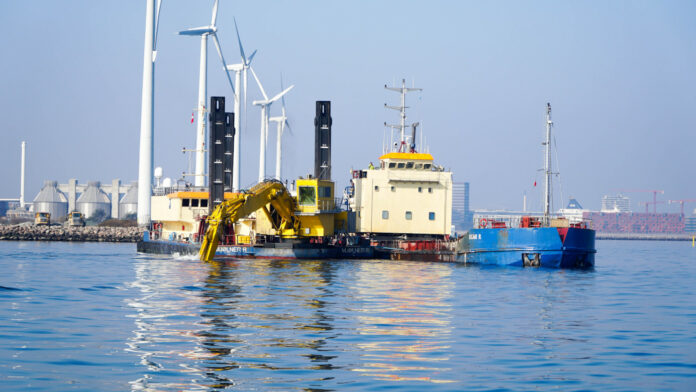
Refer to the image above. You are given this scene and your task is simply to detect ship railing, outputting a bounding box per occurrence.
[474,214,592,229]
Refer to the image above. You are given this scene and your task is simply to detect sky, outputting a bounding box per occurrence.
[1,0,695,213]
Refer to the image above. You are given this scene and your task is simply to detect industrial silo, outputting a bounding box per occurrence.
[76,181,111,219]
[33,180,68,219]
[119,183,138,219]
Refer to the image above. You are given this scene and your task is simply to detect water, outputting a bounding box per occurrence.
[0,241,694,391]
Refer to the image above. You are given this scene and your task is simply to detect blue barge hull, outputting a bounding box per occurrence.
[461,227,595,268]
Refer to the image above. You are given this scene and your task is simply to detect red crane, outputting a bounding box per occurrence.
[639,201,666,213]
[613,189,665,213]
[668,199,696,216]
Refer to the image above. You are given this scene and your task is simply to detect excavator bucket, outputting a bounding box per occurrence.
[199,227,220,261]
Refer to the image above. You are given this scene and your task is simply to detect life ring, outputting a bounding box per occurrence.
[480,218,488,228]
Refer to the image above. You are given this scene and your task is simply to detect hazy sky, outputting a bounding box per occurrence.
[1,1,694,213]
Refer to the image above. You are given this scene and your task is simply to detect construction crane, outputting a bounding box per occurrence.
[613,189,664,213]
[639,201,666,213]
[668,199,696,216]
[199,180,301,261]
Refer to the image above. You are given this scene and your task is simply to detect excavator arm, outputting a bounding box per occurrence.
[199,180,300,261]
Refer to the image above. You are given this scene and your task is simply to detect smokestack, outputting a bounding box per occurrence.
[224,111,235,191]
[208,96,226,215]
[20,141,26,208]
[314,101,332,180]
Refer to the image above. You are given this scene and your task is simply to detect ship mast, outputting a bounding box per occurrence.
[385,79,422,152]
[543,103,553,221]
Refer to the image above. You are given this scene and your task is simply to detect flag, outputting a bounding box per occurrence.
[534,181,537,187]
[191,112,195,124]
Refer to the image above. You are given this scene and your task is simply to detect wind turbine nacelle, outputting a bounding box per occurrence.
[179,26,216,36]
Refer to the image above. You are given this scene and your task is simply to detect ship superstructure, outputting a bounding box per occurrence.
[347,80,453,239]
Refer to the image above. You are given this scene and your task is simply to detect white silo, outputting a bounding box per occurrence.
[119,183,138,219]
[33,180,68,219]
[76,181,111,219]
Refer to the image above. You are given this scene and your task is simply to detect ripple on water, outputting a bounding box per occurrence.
[0,241,695,391]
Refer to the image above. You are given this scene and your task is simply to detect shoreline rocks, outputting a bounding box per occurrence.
[0,225,144,242]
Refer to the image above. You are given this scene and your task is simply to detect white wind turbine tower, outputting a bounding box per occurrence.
[179,0,236,187]
[137,0,162,226]
[252,74,294,182]
[225,19,257,191]
[269,78,292,180]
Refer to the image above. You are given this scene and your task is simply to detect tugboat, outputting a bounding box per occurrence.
[460,103,595,268]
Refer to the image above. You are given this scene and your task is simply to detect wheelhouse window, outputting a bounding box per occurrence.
[397,162,405,169]
[423,164,432,170]
[298,186,316,206]
[388,162,396,168]
[182,198,190,207]
[191,199,199,207]
[415,163,423,169]
[405,162,414,169]
[201,199,208,207]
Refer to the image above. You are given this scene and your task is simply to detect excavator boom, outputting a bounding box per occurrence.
[199,180,300,261]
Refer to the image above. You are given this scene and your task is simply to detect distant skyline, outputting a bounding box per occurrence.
[1,1,694,213]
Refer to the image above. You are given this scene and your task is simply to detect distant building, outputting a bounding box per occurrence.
[686,209,696,233]
[601,194,631,212]
[452,182,473,231]
[559,198,587,224]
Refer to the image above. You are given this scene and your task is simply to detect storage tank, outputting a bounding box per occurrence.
[76,181,111,219]
[119,183,138,219]
[33,180,68,219]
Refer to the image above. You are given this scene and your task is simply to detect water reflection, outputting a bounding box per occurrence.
[351,261,456,384]
[125,256,465,390]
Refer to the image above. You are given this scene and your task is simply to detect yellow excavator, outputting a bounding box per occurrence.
[199,180,302,261]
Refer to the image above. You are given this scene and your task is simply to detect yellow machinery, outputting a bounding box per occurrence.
[34,212,50,226]
[199,180,301,261]
[68,211,85,227]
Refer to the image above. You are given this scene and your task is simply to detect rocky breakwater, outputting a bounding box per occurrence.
[0,225,144,242]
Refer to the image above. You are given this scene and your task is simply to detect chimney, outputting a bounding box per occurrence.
[314,101,332,180]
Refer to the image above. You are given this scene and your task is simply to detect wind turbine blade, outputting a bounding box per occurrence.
[233,17,247,64]
[280,74,286,108]
[285,119,293,135]
[249,66,268,100]
[212,33,236,95]
[248,49,257,65]
[154,0,162,50]
[211,0,219,26]
[269,85,294,103]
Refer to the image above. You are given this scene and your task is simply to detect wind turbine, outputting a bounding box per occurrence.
[179,0,236,187]
[252,74,294,182]
[137,0,162,226]
[226,19,257,192]
[269,77,292,180]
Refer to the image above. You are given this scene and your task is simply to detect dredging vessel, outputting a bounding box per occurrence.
[138,88,595,268]
[138,98,373,260]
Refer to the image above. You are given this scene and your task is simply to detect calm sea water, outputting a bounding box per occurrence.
[0,240,694,391]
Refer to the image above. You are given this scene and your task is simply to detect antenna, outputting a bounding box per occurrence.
[543,103,553,220]
[384,79,422,152]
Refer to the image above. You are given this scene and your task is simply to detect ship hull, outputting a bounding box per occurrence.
[460,227,595,268]
[136,237,374,260]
